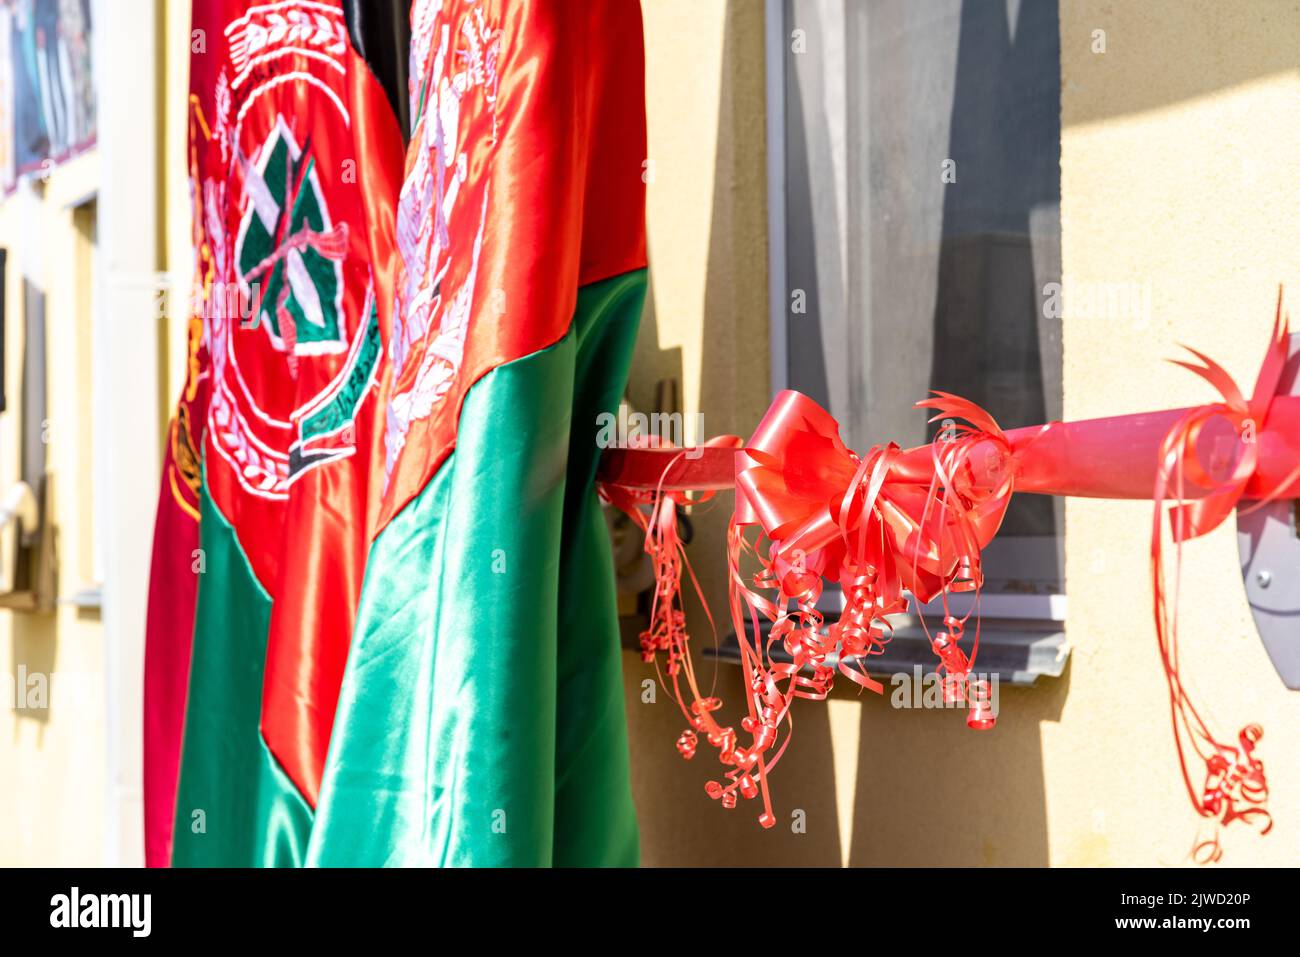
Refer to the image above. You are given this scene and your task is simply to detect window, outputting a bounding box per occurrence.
[769,0,1064,621]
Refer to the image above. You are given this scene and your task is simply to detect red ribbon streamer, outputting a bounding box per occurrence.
[1148,291,1290,860]
[598,290,1288,856]
[603,392,1017,828]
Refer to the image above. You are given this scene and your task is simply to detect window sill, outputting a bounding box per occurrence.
[705,615,1067,687]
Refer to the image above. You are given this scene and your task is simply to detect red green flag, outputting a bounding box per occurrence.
[306,0,648,866]
[152,0,402,866]
[150,0,647,867]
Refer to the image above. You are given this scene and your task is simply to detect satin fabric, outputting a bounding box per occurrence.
[160,0,648,867]
[142,226,210,866]
[164,0,403,868]
[258,4,407,810]
[170,478,303,866]
[307,270,645,867]
[376,0,648,532]
[258,115,405,812]
[141,419,203,868]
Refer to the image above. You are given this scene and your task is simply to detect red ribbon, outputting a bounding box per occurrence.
[597,291,1286,855]
[1151,290,1289,859]
[602,391,1017,828]
[711,390,1016,824]
[599,434,746,790]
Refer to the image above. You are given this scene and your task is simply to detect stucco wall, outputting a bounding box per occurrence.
[0,158,108,867]
[624,0,815,865]
[0,0,178,867]
[624,0,1300,866]
[1053,0,1300,865]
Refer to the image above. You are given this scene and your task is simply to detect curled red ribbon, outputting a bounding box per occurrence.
[714,390,1014,824]
[1152,291,1289,859]
[597,291,1286,855]
[599,433,746,796]
[603,391,1017,828]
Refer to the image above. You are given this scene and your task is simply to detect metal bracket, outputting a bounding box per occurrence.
[1237,332,1300,689]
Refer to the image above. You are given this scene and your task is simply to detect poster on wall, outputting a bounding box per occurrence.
[0,0,96,195]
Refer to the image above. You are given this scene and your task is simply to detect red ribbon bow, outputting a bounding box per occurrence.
[689,390,1012,825]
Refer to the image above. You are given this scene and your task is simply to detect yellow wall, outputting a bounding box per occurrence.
[0,0,186,867]
[1054,0,1300,865]
[623,0,1300,866]
[627,0,770,629]
[0,156,108,867]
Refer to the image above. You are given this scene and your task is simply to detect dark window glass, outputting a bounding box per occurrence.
[780,0,1063,598]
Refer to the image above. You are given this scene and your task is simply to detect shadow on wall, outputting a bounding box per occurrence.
[625,0,843,866]
[1059,0,1300,126]
[849,668,1070,867]
[624,269,683,429]
[9,614,57,737]
[855,0,1063,866]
